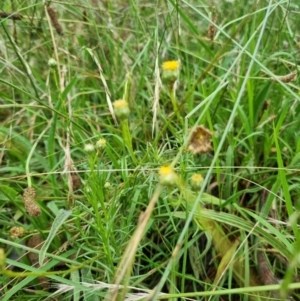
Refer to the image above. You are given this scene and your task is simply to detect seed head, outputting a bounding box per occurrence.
[187,126,213,155]
[10,227,25,239]
[270,71,297,83]
[96,138,106,150]
[47,6,63,35]
[23,187,41,217]
[0,248,5,271]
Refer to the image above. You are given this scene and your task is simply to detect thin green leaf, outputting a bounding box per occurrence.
[39,209,72,266]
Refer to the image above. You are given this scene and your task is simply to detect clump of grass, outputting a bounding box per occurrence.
[1,1,300,301]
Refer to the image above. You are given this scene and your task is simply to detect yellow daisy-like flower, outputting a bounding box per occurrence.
[113,99,130,120]
[190,173,204,190]
[162,60,180,71]
[159,165,178,186]
[162,60,180,84]
[159,165,173,176]
[113,99,128,109]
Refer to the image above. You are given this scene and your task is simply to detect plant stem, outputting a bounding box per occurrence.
[169,84,184,127]
[120,119,138,165]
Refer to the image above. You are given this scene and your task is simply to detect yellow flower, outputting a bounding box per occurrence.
[190,173,204,190]
[162,60,180,84]
[113,99,130,119]
[113,99,128,109]
[162,60,180,71]
[159,165,178,186]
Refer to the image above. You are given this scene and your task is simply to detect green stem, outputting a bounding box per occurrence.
[26,126,50,187]
[120,120,138,165]
[169,85,184,126]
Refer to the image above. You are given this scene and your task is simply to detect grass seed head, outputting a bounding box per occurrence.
[71,173,81,190]
[22,187,41,217]
[10,227,25,239]
[208,16,217,41]
[47,6,63,35]
[270,71,297,83]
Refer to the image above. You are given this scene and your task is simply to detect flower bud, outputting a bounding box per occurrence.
[162,60,180,84]
[84,143,95,153]
[113,99,130,120]
[96,138,106,150]
[190,173,204,190]
[48,58,57,68]
[104,182,111,188]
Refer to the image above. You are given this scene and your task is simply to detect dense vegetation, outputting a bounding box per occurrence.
[1,1,300,300]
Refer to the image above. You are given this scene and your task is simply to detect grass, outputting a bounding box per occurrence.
[1,0,300,300]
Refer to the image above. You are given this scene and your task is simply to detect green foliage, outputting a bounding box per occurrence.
[1,0,300,300]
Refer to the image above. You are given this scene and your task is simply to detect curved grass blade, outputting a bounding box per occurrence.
[39,209,72,266]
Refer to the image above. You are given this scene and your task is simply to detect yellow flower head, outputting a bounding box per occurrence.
[191,173,203,183]
[159,165,178,186]
[113,99,130,120]
[162,60,180,71]
[113,99,128,109]
[190,173,204,190]
[159,165,173,176]
[162,60,180,84]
